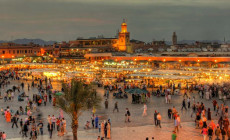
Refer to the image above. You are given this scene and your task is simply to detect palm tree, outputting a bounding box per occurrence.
[55,79,101,140]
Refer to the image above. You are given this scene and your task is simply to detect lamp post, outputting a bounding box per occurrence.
[2,56,4,64]
[12,56,15,63]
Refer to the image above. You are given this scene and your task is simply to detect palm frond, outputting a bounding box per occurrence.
[55,79,101,120]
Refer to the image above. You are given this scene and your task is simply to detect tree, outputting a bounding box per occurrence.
[55,79,101,140]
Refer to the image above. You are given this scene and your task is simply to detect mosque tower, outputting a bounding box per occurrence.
[172,32,177,45]
[118,19,131,52]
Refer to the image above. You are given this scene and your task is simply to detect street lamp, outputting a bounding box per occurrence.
[179,60,182,69]
[2,56,4,64]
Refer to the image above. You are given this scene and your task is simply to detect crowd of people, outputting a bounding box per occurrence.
[2,68,230,140]
[0,69,69,140]
[99,81,230,140]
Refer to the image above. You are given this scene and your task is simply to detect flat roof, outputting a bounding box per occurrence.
[84,53,112,57]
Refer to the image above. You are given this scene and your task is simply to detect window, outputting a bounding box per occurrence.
[13,50,15,54]
[2,51,5,54]
[25,50,27,53]
[17,50,19,54]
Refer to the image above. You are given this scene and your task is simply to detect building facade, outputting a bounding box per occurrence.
[0,43,42,59]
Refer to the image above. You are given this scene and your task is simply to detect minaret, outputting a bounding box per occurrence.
[172,32,177,45]
[118,19,130,51]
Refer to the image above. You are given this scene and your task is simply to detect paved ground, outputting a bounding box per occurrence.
[0,78,229,140]
[8,122,204,140]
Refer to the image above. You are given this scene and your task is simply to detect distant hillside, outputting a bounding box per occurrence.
[0,38,57,45]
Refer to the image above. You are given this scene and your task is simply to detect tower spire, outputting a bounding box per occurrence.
[123,18,126,23]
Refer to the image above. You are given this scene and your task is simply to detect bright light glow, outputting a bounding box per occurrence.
[43,72,59,77]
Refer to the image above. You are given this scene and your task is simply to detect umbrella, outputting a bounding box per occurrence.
[55,92,63,96]
[125,88,148,94]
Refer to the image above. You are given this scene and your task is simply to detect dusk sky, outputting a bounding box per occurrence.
[1,0,230,42]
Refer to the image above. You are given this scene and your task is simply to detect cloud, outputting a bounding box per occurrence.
[0,0,229,42]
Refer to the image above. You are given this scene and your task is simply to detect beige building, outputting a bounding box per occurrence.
[0,42,42,58]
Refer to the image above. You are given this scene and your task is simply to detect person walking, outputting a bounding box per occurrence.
[37,120,44,135]
[113,102,119,113]
[101,122,104,138]
[201,126,208,140]
[168,108,172,119]
[181,99,187,111]
[95,115,99,128]
[2,132,6,140]
[51,115,56,129]
[11,115,18,128]
[104,121,107,138]
[49,94,52,103]
[212,100,217,111]
[183,90,188,98]
[174,117,179,132]
[157,113,162,128]
[187,97,191,109]
[22,122,28,137]
[222,128,227,140]
[62,118,67,134]
[191,103,196,117]
[105,99,108,109]
[142,103,147,117]
[215,126,221,140]
[223,117,230,132]
[19,119,23,134]
[107,122,111,139]
[207,108,211,120]
[154,110,158,126]
[177,115,182,128]
[91,114,95,128]
[47,122,54,139]
[30,128,37,140]
[125,108,131,122]
[207,126,213,140]
[216,104,219,116]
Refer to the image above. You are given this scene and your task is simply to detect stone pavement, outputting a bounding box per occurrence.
[8,122,204,140]
[0,79,229,140]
